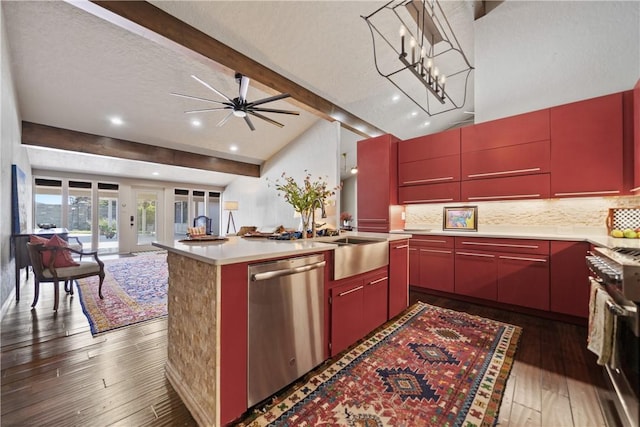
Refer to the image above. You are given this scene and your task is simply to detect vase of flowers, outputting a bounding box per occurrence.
[340,212,353,228]
[271,171,337,238]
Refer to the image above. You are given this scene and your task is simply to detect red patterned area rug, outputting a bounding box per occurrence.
[75,253,168,335]
[236,301,521,427]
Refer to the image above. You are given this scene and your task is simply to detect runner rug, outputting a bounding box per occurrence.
[75,253,168,335]
[236,301,521,427]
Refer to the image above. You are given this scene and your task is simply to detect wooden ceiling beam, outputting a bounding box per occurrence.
[70,0,384,139]
[21,122,260,178]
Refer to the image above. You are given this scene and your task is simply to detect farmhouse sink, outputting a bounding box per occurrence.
[324,236,388,280]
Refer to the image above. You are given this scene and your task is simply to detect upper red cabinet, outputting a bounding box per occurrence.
[399,128,461,163]
[357,134,404,232]
[550,92,624,197]
[461,140,551,180]
[633,79,640,192]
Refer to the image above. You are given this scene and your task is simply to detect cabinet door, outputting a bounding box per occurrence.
[388,240,409,319]
[409,246,420,285]
[399,154,460,186]
[399,181,460,204]
[461,140,550,180]
[357,134,398,222]
[331,279,364,356]
[399,128,460,162]
[461,173,550,201]
[550,241,590,318]
[362,272,389,334]
[419,247,455,293]
[634,79,640,192]
[497,253,550,310]
[550,93,624,196]
[454,250,497,300]
[462,109,550,152]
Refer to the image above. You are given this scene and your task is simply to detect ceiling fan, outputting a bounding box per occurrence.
[171,73,299,131]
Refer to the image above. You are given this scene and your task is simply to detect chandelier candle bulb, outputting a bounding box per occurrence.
[410,37,416,64]
[399,26,406,57]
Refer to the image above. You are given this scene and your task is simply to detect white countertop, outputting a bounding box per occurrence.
[153,231,412,265]
[395,228,640,249]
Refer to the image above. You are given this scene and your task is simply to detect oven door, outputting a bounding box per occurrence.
[593,278,639,427]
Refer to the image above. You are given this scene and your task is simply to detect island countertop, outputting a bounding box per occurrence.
[152,231,412,265]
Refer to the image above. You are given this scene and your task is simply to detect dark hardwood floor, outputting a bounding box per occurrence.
[1,273,606,426]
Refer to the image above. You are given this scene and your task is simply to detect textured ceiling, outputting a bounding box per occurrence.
[3,1,477,185]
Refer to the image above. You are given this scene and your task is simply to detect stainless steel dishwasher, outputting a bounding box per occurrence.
[247,254,326,407]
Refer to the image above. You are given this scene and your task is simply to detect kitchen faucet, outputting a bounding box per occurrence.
[310,197,327,238]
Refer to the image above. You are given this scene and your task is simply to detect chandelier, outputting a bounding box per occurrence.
[362,0,474,116]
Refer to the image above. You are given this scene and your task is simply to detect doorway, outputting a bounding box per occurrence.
[132,188,164,252]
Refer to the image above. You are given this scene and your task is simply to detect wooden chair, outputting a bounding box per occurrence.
[193,215,213,235]
[27,242,105,311]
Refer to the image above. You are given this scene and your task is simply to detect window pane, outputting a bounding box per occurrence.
[68,184,92,251]
[174,191,189,240]
[34,185,62,228]
[98,187,119,254]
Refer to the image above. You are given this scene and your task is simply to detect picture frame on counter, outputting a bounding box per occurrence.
[443,206,478,231]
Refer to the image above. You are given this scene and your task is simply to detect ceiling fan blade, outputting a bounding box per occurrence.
[244,115,256,131]
[246,93,291,108]
[249,111,285,128]
[216,111,234,127]
[250,107,300,116]
[184,107,231,114]
[170,92,229,106]
[239,75,250,102]
[191,75,233,103]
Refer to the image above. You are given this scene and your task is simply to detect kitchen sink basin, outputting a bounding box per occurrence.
[324,237,388,280]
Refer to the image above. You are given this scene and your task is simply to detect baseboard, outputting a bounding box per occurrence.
[165,361,216,427]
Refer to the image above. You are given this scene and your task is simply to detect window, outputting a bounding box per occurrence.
[34,179,62,228]
[174,189,189,239]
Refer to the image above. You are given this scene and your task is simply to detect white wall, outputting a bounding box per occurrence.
[223,120,340,233]
[340,175,357,226]
[1,7,32,316]
[475,1,640,123]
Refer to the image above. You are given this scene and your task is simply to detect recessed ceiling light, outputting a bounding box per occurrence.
[110,116,124,126]
[191,119,202,127]
[230,145,238,152]
[392,94,400,102]
[152,171,159,176]
[411,111,418,117]
[423,121,431,127]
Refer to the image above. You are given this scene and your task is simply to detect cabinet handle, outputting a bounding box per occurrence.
[394,244,409,249]
[403,176,454,184]
[368,277,388,285]
[403,198,454,203]
[467,167,541,178]
[499,255,547,263]
[468,194,540,200]
[553,190,620,197]
[359,218,387,222]
[456,251,495,258]
[338,285,364,297]
[360,226,388,230]
[409,248,418,252]
[461,242,539,249]
[421,248,452,254]
[415,239,447,243]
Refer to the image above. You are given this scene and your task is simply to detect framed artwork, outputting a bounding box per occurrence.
[11,164,27,235]
[443,206,478,231]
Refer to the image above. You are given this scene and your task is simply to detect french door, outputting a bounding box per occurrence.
[131,188,164,252]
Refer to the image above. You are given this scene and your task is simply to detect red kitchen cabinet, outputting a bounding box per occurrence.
[633,79,640,192]
[550,241,590,318]
[497,252,550,311]
[399,154,460,186]
[409,236,455,293]
[461,140,550,180]
[362,270,389,335]
[454,250,497,300]
[550,92,624,197]
[357,134,404,232]
[330,277,365,356]
[461,109,550,152]
[388,239,409,319]
[461,173,550,201]
[399,181,460,204]
[399,128,461,163]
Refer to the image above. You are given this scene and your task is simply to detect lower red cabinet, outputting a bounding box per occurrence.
[497,253,550,310]
[454,250,498,300]
[362,272,389,335]
[330,278,365,356]
[409,237,455,293]
[388,240,409,319]
[550,241,590,318]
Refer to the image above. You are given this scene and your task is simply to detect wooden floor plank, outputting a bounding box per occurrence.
[510,402,542,426]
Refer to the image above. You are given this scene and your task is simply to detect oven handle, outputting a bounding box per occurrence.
[606,299,634,317]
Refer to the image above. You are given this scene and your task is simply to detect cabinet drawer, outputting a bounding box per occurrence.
[497,253,550,311]
[455,237,549,255]
[399,128,460,162]
[461,173,550,201]
[399,182,460,204]
[399,154,460,186]
[357,219,390,233]
[461,140,550,180]
[410,236,454,249]
[462,109,550,152]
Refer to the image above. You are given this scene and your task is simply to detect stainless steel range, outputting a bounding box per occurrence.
[586,247,640,427]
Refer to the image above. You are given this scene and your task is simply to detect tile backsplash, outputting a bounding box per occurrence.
[405,195,640,234]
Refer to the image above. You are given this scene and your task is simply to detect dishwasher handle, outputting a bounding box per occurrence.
[251,260,326,281]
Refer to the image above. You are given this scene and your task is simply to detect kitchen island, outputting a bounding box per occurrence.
[152,232,410,426]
